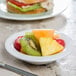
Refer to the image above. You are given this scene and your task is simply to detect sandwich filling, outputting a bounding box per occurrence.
[7,0,53,13]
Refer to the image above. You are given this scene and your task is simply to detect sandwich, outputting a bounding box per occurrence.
[7,0,54,14]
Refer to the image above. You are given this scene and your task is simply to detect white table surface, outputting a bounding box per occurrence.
[0,0,76,76]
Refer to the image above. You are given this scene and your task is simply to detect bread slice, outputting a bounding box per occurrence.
[7,4,46,14]
[21,0,46,4]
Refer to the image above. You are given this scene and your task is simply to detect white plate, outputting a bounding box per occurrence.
[0,0,68,20]
[5,29,73,65]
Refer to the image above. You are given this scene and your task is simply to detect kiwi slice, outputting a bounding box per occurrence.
[20,38,41,56]
[24,32,41,51]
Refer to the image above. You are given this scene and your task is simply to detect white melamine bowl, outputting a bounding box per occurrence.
[5,29,72,65]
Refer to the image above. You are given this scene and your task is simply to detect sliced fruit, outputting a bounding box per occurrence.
[20,38,41,56]
[49,40,64,55]
[56,39,65,47]
[24,32,41,50]
[53,34,60,39]
[39,37,53,56]
[39,37,64,56]
[32,29,55,40]
[14,36,23,51]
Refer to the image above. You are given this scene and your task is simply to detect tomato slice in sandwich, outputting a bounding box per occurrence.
[8,0,29,7]
[8,0,45,7]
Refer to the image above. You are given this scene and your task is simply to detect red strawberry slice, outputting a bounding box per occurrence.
[56,39,65,47]
[14,36,23,51]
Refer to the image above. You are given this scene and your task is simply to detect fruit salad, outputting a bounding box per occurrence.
[14,29,65,56]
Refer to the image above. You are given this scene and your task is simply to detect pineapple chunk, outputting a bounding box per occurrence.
[39,37,64,56]
[39,37,53,56]
[48,40,64,55]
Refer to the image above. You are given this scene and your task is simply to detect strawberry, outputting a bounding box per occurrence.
[56,39,65,47]
[14,36,23,51]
